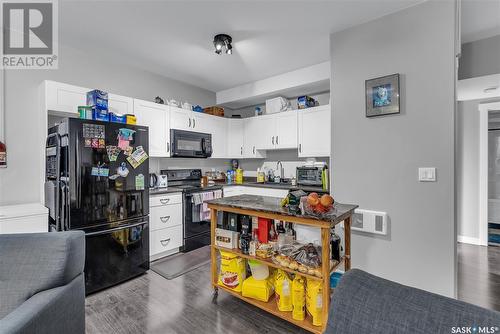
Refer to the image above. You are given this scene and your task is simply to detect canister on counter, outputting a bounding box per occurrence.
[235,168,243,184]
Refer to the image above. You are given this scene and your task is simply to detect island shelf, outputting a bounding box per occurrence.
[207,194,357,334]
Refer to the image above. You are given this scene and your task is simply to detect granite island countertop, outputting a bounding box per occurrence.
[207,194,357,225]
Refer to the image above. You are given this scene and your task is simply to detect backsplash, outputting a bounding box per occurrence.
[150,149,329,179]
[149,157,232,174]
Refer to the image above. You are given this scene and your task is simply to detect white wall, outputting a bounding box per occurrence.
[330,1,456,296]
[458,35,500,80]
[0,44,215,206]
[456,100,480,241]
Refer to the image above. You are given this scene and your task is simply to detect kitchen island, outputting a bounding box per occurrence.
[207,195,357,334]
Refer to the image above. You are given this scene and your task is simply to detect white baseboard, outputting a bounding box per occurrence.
[458,235,483,245]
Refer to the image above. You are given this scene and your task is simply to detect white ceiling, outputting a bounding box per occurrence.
[461,0,500,43]
[59,0,424,92]
[59,1,499,93]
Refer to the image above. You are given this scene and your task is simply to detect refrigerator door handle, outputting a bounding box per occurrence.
[46,133,61,229]
[76,135,81,209]
[85,221,147,236]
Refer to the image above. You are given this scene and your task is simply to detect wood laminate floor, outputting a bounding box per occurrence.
[86,243,500,334]
[458,242,500,311]
[85,263,308,334]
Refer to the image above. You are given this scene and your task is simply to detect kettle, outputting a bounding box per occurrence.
[149,173,158,189]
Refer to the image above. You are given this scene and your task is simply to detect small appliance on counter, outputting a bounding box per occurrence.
[157,174,168,188]
[296,166,323,186]
[149,173,158,189]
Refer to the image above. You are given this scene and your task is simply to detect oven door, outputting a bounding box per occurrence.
[183,192,211,238]
[170,129,212,158]
[83,218,149,294]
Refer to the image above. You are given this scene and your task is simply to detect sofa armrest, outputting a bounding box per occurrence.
[327,269,500,334]
[0,274,85,334]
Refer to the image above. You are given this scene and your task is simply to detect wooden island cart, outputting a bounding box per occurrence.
[207,195,357,334]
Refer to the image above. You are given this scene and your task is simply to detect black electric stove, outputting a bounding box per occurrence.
[160,169,223,252]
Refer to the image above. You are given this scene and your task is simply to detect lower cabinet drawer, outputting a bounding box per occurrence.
[150,225,182,255]
[149,193,182,207]
[150,204,182,231]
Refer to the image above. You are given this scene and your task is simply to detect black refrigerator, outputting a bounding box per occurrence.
[45,118,150,294]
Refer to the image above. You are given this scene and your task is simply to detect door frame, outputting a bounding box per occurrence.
[479,102,500,246]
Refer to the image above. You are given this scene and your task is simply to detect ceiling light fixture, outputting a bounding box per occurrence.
[213,34,233,55]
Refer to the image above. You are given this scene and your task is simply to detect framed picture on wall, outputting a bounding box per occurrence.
[365,73,400,117]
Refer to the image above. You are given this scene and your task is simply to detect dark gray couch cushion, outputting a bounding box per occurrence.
[0,231,85,319]
[328,269,500,334]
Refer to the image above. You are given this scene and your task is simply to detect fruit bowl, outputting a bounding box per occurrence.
[301,193,335,218]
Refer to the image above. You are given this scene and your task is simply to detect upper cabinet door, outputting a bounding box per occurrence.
[170,107,193,131]
[243,118,266,158]
[108,94,134,115]
[298,105,331,157]
[44,81,134,117]
[194,113,228,158]
[275,111,298,149]
[227,119,244,158]
[133,99,170,157]
[253,114,276,150]
[44,81,87,116]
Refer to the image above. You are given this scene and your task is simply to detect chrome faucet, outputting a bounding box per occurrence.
[276,161,284,180]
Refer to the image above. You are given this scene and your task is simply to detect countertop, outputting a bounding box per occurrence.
[149,187,183,195]
[207,194,357,225]
[218,181,328,193]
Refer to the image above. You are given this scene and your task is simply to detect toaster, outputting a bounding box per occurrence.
[157,174,168,188]
[296,166,323,186]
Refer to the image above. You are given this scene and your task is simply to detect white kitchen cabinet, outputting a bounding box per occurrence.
[194,113,227,158]
[44,81,134,117]
[133,99,170,157]
[149,193,183,260]
[44,81,87,116]
[170,106,193,131]
[243,118,266,158]
[108,94,134,115]
[227,119,244,158]
[150,225,183,257]
[245,111,298,151]
[254,114,276,150]
[275,111,298,149]
[298,105,331,157]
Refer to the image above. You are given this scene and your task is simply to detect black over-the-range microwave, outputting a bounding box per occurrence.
[170,129,212,158]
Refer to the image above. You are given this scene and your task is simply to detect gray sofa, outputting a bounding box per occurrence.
[328,269,500,334]
[0,231,85,334]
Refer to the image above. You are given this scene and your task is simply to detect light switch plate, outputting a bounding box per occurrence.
[418,167,436,182]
